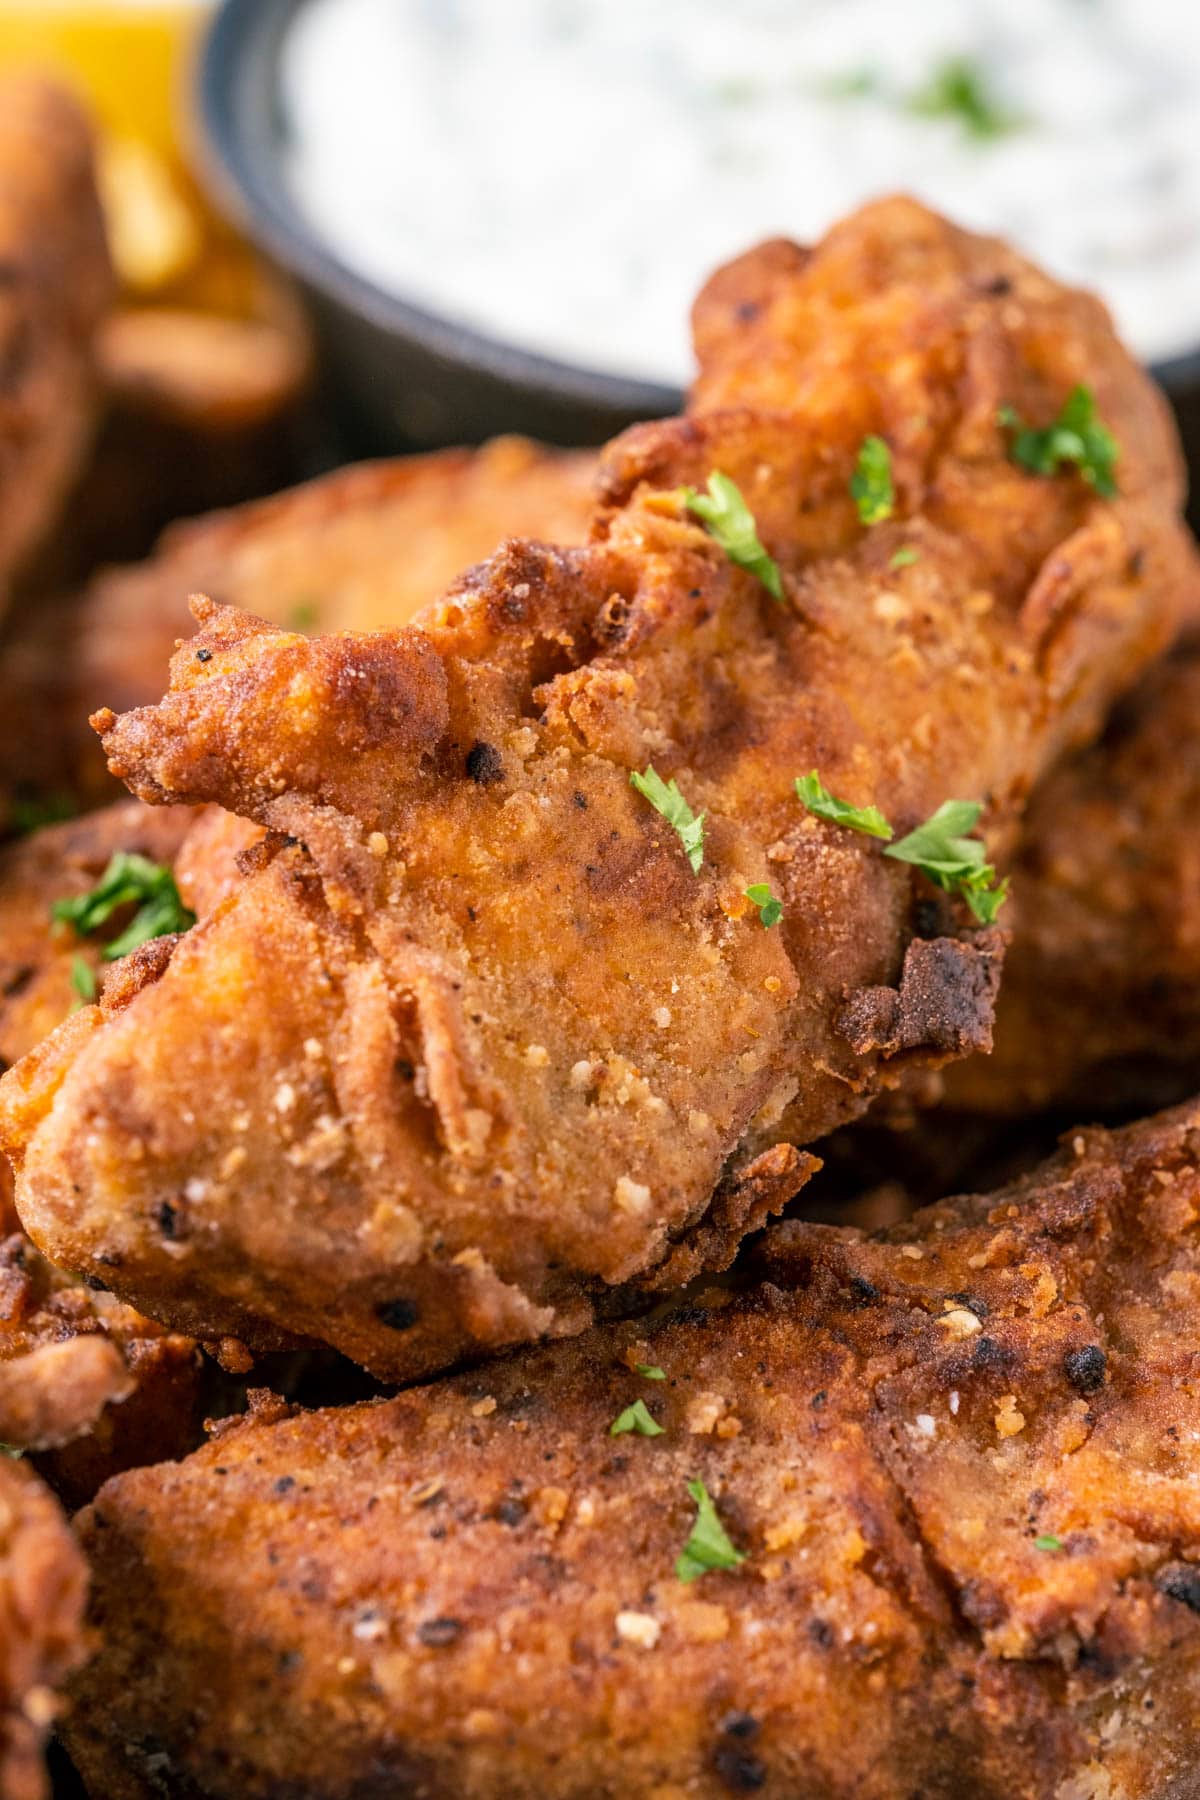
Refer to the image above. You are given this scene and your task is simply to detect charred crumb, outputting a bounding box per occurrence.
[375,1298,420,1331]
[416,1617,464,1648]
[195,648,212,664]
[848,1276,880,1306]
[970,1335,1011,1370]
[1156,1564,1200,1612]
[721,1713,760,1739]
[157,1201,179,1240]
[493,1498,527,1527]
[948,1291,989,1317]
[465,741,505,785]
[1063,1345,1107,1394]
[713,1744,767,1792]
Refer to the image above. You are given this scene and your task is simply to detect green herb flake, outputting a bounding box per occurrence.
[795,772,894,841]
[850,435,895,525]
[53,853,197,961]
[70,955,97,1006]
[682,472,783,602]
[884,798,1008,923]
[1034,1534,1063,1553]
[286,599,320,631]
[889,546,920,570]
[630,767,706,874]
[816,66,879,100]
[744,883,783,928]
[0,1444,22,1460]
[636,1364,667,1381]
[998,385,1119,497]
[906,57,1026,141]
[676,1478,747,1583]
[610,1399,665,1438]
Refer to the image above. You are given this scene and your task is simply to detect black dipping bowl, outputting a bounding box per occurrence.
[196,0,680,450]
[199,0,1200,500]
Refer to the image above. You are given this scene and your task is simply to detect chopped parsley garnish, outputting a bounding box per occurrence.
[0,1444,22,1459]
[610,1399,665,1438]
[998,385,1118,497]
[744,883,783,928]
[630,767,706,874]
[70,956,97,1005]
[682,472,783,603]
[53,853,196,961]
[1034,1534,1062,1553]
[850,435,895,525]
[906,57,1026,141]
[889,546,920,570]
[797,778,1007,922]
[286,599,320,631]
[884,799,1009,924]
[795,772,893,841]
[817,66,880,100]
[676,1478,746,1583]
[636,1363,667,1381]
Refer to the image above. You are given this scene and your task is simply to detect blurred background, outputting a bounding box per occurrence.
[0,0,1195,489]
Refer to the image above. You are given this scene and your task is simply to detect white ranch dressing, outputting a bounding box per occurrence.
[281,0,1200,384]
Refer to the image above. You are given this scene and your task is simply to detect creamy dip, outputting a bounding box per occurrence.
[281,0,1200,384]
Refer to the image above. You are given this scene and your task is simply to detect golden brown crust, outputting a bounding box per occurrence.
[0,800,197,1093]
[0,437,597,817]
[0,77,112,610]
[64,1100,1200,1799]
[0,804,203,1503]
[0,1459,88,1800]
[941,638,1200,1117]
[3,200,1196,1382]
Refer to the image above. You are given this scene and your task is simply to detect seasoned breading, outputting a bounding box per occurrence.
[941,637,1200,1118]
[0,1459,87,1800]
[0,801,196,1109]
[0,804,201,1504]
[64,1100,1200,1800]
[3,199,1196,1381]
[0,78,112,612]
[0,437,597,817]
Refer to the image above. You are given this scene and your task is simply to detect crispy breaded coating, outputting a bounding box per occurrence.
[3,199,1197,1380]
[0,803,201,1503]
[0,1459,87,1800]
[0,78,112,611]
[64,1099,1200,1800]
[941,638,1200,1118]
[0,1238,200,1513]
[0,438,596,817]
[0,801,197,1107]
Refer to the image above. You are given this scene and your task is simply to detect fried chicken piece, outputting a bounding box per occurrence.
[0,437,597,819]
[940,637,1200,1118]
[0,803,202,1503]
[3,199,1196,1381]
[0,801,197,1110]
[0,1459,87,1800]
[63,1099,1200,1800]
[0,78,112,612]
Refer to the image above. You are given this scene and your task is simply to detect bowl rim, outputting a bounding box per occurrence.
[197,0,1200,408]
[196,0,685,415]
